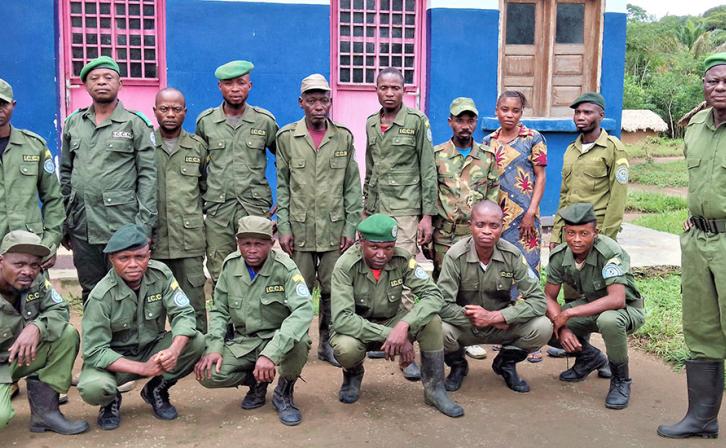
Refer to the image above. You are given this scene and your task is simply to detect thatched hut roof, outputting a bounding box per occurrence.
[621,109,669,133]
[677,101,708,127]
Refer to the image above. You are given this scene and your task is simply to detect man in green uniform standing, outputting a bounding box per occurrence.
[0,231,88,434]
[60,56,157,303]
[151,88,209,332]
[276,74,362,367]
[545,203,645,410]
[195,216,313,426]
[77,224,204,430]
[658,53,726,439]
[195,60,279,282]
[330,214,464,418]
[438,200,551,393]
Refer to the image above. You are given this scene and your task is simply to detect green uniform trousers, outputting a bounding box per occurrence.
[562,299,644,364]
[155,257,208,333]
[442,316,552,353]
[292,250,340,296]
[393,215,419,311]
[681,229,726,359]
[0,325,79,429]
[77,331,205,406]
[199,336,311,387]
[205,201,252,282]
[70,236,111,304]
[330,313,444,369]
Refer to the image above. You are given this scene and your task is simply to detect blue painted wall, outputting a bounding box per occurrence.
[0,0,60,154]
[601,12,627,137]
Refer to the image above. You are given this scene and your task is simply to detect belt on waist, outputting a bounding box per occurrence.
[434,219,471,236]
[689,216,726,233]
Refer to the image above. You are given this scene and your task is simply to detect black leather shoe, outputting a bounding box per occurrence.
[605,361,631,409]
[559,339,608,382]
[444,348,469,392]
[98,393,122,430]
[140,376,178,420]
[272,378,302,426]
[241,381,268,410]
[492,348,530,393]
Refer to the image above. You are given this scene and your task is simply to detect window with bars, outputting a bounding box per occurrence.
[66,0,161,81]
[337,0,420,87]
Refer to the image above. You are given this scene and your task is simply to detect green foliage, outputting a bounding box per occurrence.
[629,160,688,187]
[624,136,683,159]
[626,191,687,213]
[622,74,651,109]
[633,209,689,234]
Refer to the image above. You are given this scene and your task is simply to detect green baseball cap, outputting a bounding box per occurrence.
[0,78,13,103]
[705,52,726,73]
[559,203,597,225]
[570,92,605,110]
[80,56,121,82]
[0,230,50,258]
[236,216,273,240]
[215,60,254,80]
[449,97,478,116]
[300,73,331,94]
[358,214,398,243]
[103,224,149,254]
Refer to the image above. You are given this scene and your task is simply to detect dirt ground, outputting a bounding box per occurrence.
[4,314,724,448]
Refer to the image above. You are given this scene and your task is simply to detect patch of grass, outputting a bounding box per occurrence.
[633,209,688,234]
[626,191,687,213]
[630,160,688,187]
[625,137,684,160]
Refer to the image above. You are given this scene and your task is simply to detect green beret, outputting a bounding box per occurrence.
[103,224,149,254]
[559,203,597,225]
[236,216,273,240]
[215,60,254,80]
[80,56,120,82]
[705,52,726,73]
[570,92,605,110]
[450,97,478,116]
[358,214,398,243]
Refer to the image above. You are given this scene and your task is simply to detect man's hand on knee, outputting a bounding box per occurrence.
[253,355,276,383]
[194,352,223,381]
[382,321,411,361]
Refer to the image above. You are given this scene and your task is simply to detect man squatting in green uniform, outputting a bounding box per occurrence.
[60,56,157,304]
[151,88,209,332]
[195,216,313,426]
[78,224,204,430]
[545,203,644,410]
[330,214,464,418]
[0,231,88,434]
[195,60,279,283]
[437,200,552,393]
[276,74,362,367]
[659,53,726,439]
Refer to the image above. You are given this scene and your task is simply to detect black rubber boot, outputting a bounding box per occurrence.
[317,294,341,367]
[401,361,421,381]
[339,364,365,404]
[491,347,530,393]
[272,378,302,426]
[97,393,122,430]
[444,348,469,391]
[241,379,269,410]
[420,350,464,417]
[140,376,178,420]
[605,361,631,410]
[598,364,612,379]
[657,359,723,439]
[559,338,608,382]
[26,377,89,435]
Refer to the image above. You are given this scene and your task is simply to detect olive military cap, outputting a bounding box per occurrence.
[0,230,50,258]
[214,60,254,80]
[0,78,13,103]
[570,92,605,110]
[559,203,598,225]
[80,56,121,82]
[236,216,273,240]
[450,97,478,116]
[357,214,397,242]
[103,224,149,254]
[300,73,331,94]
[705,52,726,73]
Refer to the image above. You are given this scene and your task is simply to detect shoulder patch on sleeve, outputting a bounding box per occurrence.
[602,263,625,279]
[173,290,190,307]
[50,288,64,304]
[615,165,629,184]
[131,110,153,128]
[292,273,305,283]
[296,283,311,298]
[414,265,429,280]
[408,258,417,270]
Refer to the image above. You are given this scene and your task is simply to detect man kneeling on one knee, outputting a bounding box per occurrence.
[330,213,463,418]
[438,200,552,393]
[195,216,313,426]
[545,203,645,410]
[78,224,205,430]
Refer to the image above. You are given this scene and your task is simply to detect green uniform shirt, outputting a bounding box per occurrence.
[330,243,443,343]
[81,260,198,369]
[276,118,362,251]
[547,235,643,308]
[364,106,437,217]
[206,249,313,365]
[433,139,499,224]
[195,104,278,215]
[0,274,70,382]
[152,129,208,259]
[0,127,65,253]
[60,101,157,244]
[551,130,628,243]
[684,108,726,219]
[437,236,545,327]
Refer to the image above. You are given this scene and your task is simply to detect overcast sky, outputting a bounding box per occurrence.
[626,0,724,18]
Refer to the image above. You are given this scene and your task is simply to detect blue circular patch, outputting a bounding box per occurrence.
[296,283,310,297]
[51,289,64,304]
[616,166,628,184]
[602,263,624,279]
[414,266,428,280]
[43,159,55,174]
[173,291,190,307]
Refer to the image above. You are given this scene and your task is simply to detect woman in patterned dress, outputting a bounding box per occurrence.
[483,90,547,362]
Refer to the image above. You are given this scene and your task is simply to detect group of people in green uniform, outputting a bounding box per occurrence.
[0,51,724,439]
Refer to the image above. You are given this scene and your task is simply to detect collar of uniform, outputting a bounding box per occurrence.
[213,103,256,124]
[109,267,156,301]
[6,126,24,148]
[561,240,600,268]
[84,100,128,124]
[293,118,334,146]
[178,130,196,149]
[372,105,408,128]
[232,251,275,282]
[574,128,609,151]
[153,129,164,148]
[440,139,480,160]
[705,108,718,131]
[464,237,505,264]
[0,291,19,315]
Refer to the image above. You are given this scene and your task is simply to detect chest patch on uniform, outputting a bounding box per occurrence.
[147,293,163,303]
[398,128,416,135]
[112,131,133,139]
[173,290,190,307]
[500,272,514,278]
[414,266,428,280]
[602,263,624,279]
[25,291,42,302]
[185,156,201,164]
[390,278,403,287]
[22,155,40,162]
[616,166,629,184]
[334,150,348,157]
[265,285,285,293]
[250,129,267,136]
